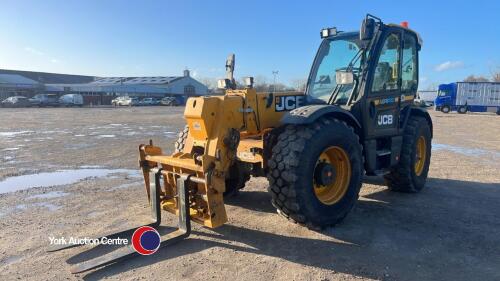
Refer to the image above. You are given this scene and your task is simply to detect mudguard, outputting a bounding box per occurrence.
[409,106,433,137]
[281,104,361,129]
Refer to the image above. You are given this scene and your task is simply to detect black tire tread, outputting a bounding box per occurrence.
[384,116,431,192]
[174,125,189,153]
[266,117,362,229]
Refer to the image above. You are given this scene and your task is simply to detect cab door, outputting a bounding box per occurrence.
[363,28,403,138]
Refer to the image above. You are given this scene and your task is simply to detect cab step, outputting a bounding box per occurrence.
[374,169,390,176]
[376,149,391,156]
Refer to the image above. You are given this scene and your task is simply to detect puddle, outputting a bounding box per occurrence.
[9,202,61,214]
[35,202,61,211]
[74,134,85,137]
[0,168,140,194]
[433,143,500,158]
[2,147,19,151]
[28,191,69,199]
[164,132,177,138]
[80,165,103,169]
[0,131,33,137]
[124,172,142,179]
[86,210,102,218]
[14,204,27,210]
[97,135,116,138]
[35,137,53,141]
[40,130,68,134]
[2,255,23,266]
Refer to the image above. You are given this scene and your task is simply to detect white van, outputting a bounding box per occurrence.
[59,94,84,107]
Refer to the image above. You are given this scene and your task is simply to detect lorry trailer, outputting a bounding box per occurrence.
[435,82,500,114]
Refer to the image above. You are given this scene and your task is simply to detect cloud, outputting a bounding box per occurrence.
[24,47,45,56]
[24,46,62,64]
[434,61,464,72]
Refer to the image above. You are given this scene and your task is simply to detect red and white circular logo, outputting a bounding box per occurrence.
[131,226,160,255]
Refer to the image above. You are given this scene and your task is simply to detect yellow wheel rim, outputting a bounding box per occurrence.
[414,136,426,176]
[313,146,351,205]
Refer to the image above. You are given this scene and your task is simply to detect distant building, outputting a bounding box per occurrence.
[0,69,208,105]
[0,74,44,99]
[0,69,94,84]
[417,90,438,103]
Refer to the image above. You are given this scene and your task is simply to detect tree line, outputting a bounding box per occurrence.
[463,67,500,82]
[199,76,307,93]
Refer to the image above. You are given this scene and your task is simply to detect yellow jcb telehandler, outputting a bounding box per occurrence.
[52,15,432,273]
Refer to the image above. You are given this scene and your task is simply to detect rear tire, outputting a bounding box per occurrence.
[458,106,467,114]
[384,116,431,192]
[267,118,363,229]
[441,106,450,113]
[174,125,250,196]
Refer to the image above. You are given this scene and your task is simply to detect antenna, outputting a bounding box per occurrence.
[272,70,279,92]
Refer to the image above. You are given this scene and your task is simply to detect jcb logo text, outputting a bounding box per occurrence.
[377,114,393,126]
[275,95,304,112]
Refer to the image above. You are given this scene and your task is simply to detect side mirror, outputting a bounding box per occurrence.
[360,18,375,41]
[243,76,254,89]
[336,70,354,85]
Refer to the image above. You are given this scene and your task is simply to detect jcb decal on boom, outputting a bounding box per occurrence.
[275,95,304,112]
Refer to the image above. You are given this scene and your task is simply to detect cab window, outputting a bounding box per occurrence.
[372,33,400,93]
[401,33,417,92]
[438,90,450,97]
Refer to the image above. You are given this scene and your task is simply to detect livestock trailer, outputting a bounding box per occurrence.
[435,82,500,114]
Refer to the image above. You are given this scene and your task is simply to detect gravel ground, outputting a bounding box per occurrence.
[0,107,499,281]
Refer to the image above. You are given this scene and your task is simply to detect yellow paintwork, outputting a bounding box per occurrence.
[313,146,351,205]
[415,135,426,176]
[401,94,415,102]
[140,88,305,228]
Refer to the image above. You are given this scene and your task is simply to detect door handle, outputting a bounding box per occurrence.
[369,101,376,118]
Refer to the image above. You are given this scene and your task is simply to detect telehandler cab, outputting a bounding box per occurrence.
[52,15,432,273]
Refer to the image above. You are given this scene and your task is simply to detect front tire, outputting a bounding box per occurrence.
[384,115,432,192]
[441,106,450,113]
[267,118,363,229]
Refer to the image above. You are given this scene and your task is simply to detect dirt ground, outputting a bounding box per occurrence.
[0,107,499,281]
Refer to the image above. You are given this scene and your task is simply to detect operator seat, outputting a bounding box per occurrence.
[373,62,392,90]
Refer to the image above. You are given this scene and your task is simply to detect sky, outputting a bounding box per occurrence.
[0,0,499,90]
